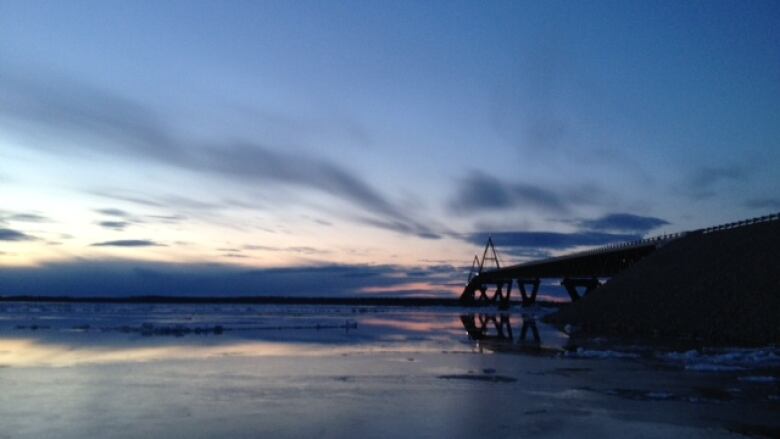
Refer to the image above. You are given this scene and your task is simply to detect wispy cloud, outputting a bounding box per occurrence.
[686,165,749,200]
[146,214,186,224]
[744,198,780,211]
[0,210,50,223]
[449,172,567,213]
[95,208,132,218]
[448,172,603,215]
[464,230,641,250]
[97,221,131,231]
[91,240,164,247]
[92,193,236,222]
[0,70,435,239]
[94,207,184,229]
[0,228,37,241]
[6,213,48,223]
[356,217,441,239]
[576,213,669,234]
[500,247,553,259]
[243,244,331,255]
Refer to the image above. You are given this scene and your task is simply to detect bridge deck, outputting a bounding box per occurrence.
[474,240,660,281]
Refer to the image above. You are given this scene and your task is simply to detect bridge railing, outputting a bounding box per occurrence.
[696,212,780,234]
[478,211,780,275]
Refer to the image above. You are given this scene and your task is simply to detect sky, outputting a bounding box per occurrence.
[1,0,779,297]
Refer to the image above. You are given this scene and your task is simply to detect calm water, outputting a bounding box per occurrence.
[0,303,778,438]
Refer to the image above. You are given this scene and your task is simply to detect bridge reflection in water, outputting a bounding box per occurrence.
[460,314,560,356]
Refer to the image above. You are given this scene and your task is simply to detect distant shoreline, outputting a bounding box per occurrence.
[0,295,563,308]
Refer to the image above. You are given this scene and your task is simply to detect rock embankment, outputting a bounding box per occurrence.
[548,220,780,345]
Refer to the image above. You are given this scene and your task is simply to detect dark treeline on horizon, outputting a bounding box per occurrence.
[0,295,562,308]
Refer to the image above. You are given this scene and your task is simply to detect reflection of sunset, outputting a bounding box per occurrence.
[0,338,323,367]
[535,294,569,304]
[361,317,459,333]
[0,337,458,368]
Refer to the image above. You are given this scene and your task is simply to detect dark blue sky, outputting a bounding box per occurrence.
[1,1,778,296]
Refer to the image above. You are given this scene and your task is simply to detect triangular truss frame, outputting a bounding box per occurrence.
[466,236,501,283]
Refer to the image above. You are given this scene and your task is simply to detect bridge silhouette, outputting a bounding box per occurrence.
[460,212,780,308]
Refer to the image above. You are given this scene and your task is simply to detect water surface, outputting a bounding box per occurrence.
[0,303,778,438]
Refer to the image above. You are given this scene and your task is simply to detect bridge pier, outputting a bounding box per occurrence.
[517,278,541,307]
[491,282,504,304]
[490,282,514,310]
[477,285,488,301]
[519,317,540,345]
[497,281,512,310]
[464,282,513,308]
[561,277,601,301]
[490,314,512,339]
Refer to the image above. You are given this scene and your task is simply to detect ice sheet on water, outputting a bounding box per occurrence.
[737,375,778,383]
[0,302,483,349]
[685,363,745,372]
[660,348,780,372]
[645,391,675,400]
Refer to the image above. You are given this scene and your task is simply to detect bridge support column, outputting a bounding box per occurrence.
[517,278,541,307]
[477,285,488,302]
[561,277,601,301]
[495,314,512,339]
[520,317,540,345]
[491,283,504,305]
[498,281,512,310]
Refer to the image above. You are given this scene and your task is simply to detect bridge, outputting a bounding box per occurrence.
[460,212,780,308]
